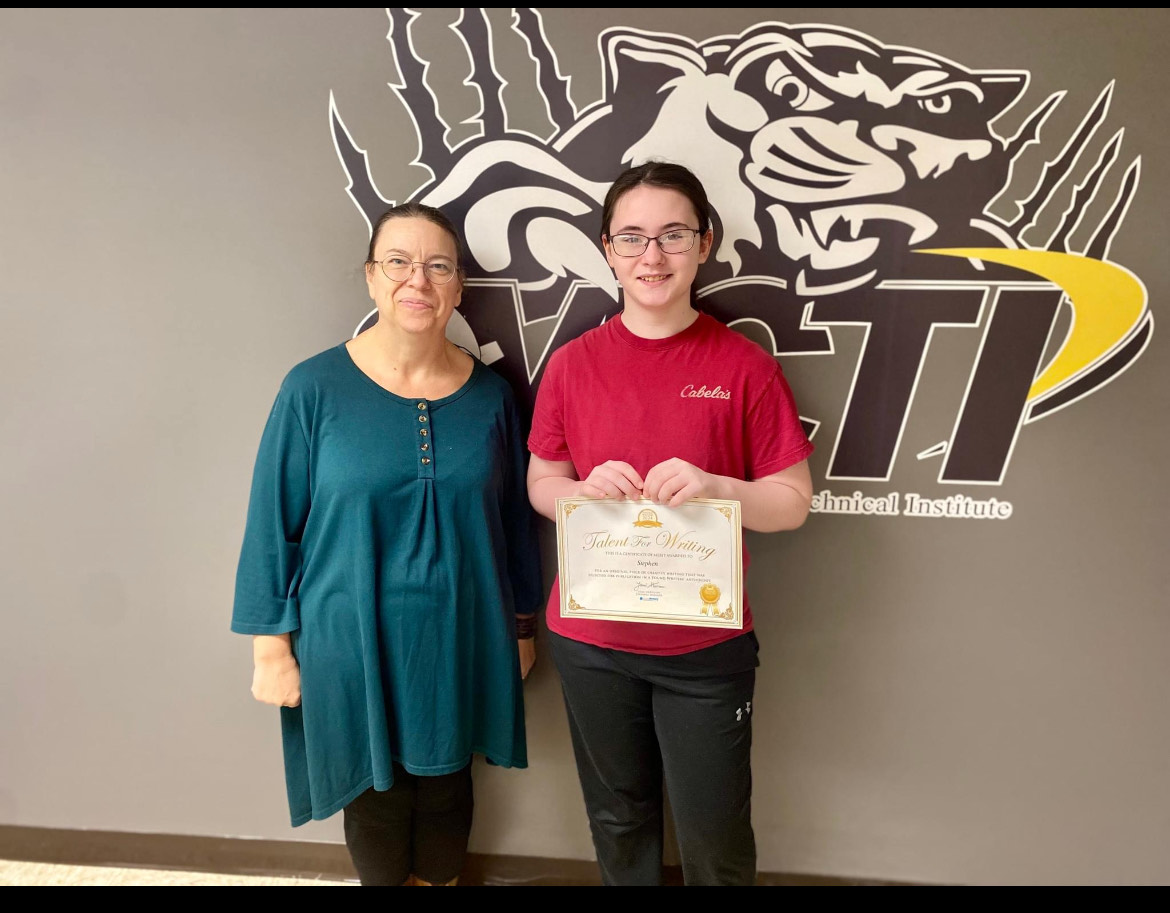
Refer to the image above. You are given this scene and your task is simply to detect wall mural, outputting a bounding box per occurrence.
[331,9,1151,520]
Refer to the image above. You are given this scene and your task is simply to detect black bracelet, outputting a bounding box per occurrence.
[515,614,537,640]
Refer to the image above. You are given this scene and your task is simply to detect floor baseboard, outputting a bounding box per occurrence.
[0,825,905,885]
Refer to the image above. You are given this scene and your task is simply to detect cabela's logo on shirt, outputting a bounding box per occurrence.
[680,384,732,400]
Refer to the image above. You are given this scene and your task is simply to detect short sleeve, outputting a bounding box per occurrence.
[231,387,310,635]
[527,347,572,462]
[744,364,814,479]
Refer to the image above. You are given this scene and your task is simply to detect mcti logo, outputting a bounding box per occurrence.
[330,9,1150,501]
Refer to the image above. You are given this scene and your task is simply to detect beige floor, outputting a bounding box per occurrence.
[0,859,355,886]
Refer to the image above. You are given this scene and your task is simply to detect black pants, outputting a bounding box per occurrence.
[342,762,474,886]
[548,630,759,885]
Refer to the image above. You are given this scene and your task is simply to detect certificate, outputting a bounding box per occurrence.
[555,497,743,629]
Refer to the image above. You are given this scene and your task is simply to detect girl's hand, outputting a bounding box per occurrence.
[579,460,644,500]
[643,458,715,507]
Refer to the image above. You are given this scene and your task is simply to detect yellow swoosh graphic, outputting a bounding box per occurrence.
[916,248,1147,401]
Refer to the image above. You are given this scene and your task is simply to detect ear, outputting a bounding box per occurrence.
[977,70,1028,120]
[600,28,706,99]
[697,228,714,265]
[365,262,378,301]
[602,235,618,271]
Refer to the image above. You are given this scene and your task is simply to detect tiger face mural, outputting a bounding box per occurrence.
[565,23,1028,296]
[331,10,1150,500]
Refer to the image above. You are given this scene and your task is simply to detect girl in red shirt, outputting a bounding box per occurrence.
[527,162,814,885]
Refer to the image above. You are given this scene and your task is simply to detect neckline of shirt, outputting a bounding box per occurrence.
[611,310,710,351]
[336,343,482,407]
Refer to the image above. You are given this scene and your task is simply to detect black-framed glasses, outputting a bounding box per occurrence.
[378,256,459,285]
[607,228,702,257]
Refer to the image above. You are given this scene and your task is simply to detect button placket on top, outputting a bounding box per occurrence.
[417,401,434,479]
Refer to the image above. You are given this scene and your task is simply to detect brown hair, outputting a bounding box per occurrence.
[365,201,465,273]
[600,161,713,240]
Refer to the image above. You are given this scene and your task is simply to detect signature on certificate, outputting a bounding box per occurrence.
[634,581,665,601]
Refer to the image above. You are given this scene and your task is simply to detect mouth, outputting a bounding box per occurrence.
[635,274,671,284]
[397,297,434,310]
[767,203,937,269]
[763,203,940,295]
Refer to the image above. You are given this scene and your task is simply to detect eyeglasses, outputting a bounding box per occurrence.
[377,255,459,285]
[607,229,702,258]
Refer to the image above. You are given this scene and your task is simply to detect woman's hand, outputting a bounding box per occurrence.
[251,634,302,707]
[643,458,716,507]
[578,460,644,500]
[518,638,536,680]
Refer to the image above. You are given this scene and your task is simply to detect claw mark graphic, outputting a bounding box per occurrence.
[329,91,391,237]
[1008,83,1114,238]
[513,7,578,132]
[1046,130,1122,253]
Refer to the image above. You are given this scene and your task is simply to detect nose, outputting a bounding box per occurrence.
[639,238,668,262]
[404,261,433,287]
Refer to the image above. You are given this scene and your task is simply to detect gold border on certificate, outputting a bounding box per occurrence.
[555,497,743,629]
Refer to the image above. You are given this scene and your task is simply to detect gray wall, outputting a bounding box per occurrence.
[1,8,1167,885]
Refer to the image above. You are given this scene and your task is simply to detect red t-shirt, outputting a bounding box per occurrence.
[528,311,814,655]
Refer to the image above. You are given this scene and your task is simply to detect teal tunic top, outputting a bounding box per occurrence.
[231,344,541,826]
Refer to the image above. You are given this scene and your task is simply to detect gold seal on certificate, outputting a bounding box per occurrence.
[555,497,743,629]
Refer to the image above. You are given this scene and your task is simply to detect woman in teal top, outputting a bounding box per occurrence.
[232,202,541,886]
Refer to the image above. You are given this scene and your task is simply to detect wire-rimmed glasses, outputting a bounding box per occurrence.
[378,256,459,285]
[607,229,702,257]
